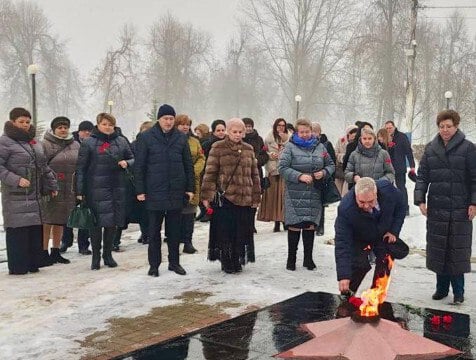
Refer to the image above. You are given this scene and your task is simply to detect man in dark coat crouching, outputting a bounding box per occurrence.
[134,104,194,277]
[335,177,407,294]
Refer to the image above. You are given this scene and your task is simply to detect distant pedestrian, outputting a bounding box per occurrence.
[334,125,358,196]
[385,120,416,215]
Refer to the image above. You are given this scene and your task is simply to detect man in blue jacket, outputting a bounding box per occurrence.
[385,121,415,215]
[335,177,407,294]
[134,104,194,277]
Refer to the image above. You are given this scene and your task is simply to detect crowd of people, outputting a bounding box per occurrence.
[0,106,474,304]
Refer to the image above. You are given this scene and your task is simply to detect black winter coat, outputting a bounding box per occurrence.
[334,180,406,281]
[76,128,134,227]
[388,129,415,174]
[243,130,269,168]
[414,130,476,275]
[134,125,194,211]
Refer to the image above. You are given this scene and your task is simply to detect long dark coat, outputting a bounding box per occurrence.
[76,127,134,227]
[414,130,476,275]
[133,125,194,211]
[0,122,57,228]
[388,128,415,174]
[42,131,80,224]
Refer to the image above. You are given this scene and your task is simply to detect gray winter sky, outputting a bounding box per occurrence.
[34,0,241,74]
[33,0,475,78]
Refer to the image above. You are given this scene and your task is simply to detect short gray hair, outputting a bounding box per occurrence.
[226,117,245,131]
[355,177,377,195]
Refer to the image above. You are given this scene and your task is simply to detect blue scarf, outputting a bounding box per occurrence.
[291,133,318,149]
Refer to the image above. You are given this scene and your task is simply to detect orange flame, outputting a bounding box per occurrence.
[359,255,394,317]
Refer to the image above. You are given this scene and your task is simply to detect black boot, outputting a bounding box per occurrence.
[103,227,118,268]
[286,230,300,271]
[183,243,197,254]
[302,230,316,270]
[90,229,101,270]
[38,249,53,268]
[142,234,149,245]
[316,209,325,236]
[273,221,281,232]
[50,248,71,264]
[247,239,255,263]
[112,228,122,252]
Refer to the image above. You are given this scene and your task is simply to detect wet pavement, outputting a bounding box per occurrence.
[116,292,473,360]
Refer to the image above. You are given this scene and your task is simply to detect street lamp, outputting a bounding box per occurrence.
[27,64,39,126]
[295,95,302,120]
[444,91,453,109]
[107,100,114,114]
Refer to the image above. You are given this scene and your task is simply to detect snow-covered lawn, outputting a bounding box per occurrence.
[0,182,474,360]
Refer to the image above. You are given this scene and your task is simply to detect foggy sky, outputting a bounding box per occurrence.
[31,0,476,79]
[33,0,241,75]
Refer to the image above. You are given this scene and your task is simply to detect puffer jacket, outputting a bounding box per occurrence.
[264,131,289,176]
[345,141,395,184]
[0,122,57,228]
[42,131,80,224]
[414,130,476,275]
[76,127,134,227]
[134,125,194,211]
[188,136,205,206]
[278,135,335,226]
[201,137,261,207]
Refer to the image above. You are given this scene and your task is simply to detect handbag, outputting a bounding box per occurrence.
[314,177,341,206]
[67,201,97,229]
[212,153,241,208]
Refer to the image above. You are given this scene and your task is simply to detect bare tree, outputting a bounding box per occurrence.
[0,0,82,120]
[90,24,141,114]
[145,13,211,114]
[208,25,278,122]
[242,0,359,120]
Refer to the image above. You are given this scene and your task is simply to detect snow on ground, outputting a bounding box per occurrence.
[0,182,474,360]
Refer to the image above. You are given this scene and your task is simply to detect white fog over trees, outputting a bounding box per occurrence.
[0,0,475,142]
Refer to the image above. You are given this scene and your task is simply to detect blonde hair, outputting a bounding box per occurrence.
[360,127,376,140]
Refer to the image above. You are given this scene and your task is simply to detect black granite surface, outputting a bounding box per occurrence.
[116,292,473,360]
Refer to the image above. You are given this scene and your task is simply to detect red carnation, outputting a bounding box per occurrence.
[341,137,345,143]
[262,145,269,152]
[99,142,111,153]
[206,207,214,215]
[388,141,395,148]
[56,172,65,181]
[385,158,392,164]
[322,152,329,158]
[442,315,453,324]
[29,139,37,145]
[430,315,441,326]
[349,296,363,308]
